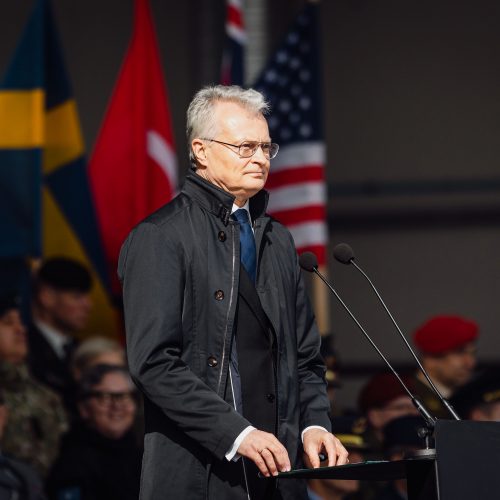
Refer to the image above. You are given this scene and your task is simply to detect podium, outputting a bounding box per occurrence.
[277,421,500,500]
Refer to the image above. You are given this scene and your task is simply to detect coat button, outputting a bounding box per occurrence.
[266,393,275,402]
[207,356,218,367]
[218,231,226,242]
[214,290,224,301]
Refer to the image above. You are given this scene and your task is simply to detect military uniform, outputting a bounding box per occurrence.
[0,361,68,477]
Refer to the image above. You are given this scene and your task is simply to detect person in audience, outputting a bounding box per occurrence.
[28,257,93,406]
[0,387,45,500]
[450,367,500,421]
[307,415,369,500]
[47,364,141,500]
[374,415,427,500]
[70,336,126,381]
[411,315,478,418]
[0,293,67,477]
[359,372,419,453]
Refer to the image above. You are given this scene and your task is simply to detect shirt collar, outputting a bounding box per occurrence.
[231,200,250,216]
[35,320,69,359]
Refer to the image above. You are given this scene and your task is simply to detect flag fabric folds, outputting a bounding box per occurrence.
[0,0,115,335]
[89,0,177,294]
[254,4,328,266]
[221,0,246,85]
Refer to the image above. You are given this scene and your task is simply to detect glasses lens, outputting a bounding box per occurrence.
[91,391,136,406]
[239,142,257,158]
[238,142,279,159]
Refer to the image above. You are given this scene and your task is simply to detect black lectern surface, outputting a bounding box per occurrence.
[277,421,500,500]
[276,458,426,481]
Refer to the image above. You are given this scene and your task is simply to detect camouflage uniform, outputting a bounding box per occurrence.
[0,361,68,478]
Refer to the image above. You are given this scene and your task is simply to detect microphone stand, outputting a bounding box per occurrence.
[345,256,460,422]
[308,264,437,438]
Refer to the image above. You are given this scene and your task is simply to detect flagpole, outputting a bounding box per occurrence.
[313,264,330,336]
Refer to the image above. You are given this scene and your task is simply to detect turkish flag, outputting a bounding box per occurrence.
[89,0,177,294]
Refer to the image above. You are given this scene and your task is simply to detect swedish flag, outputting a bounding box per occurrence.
[0,0,117,337]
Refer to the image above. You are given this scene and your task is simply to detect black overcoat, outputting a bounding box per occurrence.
[118,172,331,499]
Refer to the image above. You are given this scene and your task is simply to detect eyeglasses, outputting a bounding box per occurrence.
[85,390,137,407]
[202,139,279,159]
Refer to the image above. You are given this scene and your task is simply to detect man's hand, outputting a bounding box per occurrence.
[303,428,349,468]
[237,429,291,477]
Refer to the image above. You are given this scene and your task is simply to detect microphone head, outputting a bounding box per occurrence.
[299,252,318,272]
[333,243,355,264]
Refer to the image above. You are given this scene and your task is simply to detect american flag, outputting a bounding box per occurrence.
[221,0,246,85]
[254,3,328,265]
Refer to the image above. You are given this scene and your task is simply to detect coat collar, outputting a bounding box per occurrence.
[183,171,269,226]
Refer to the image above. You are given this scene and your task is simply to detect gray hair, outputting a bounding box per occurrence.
[186,85,270,167]
[71,336,125,375]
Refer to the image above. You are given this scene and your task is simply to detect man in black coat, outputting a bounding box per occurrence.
[119,85,348,500]
[28,257,93,408]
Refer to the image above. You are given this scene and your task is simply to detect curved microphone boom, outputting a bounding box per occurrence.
[332,243,460,421]
[299,252,436,429]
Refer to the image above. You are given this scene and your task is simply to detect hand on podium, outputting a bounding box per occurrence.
[303,428,349,468]
[237,429,291,477]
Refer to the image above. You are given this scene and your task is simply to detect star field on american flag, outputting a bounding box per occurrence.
[254,3,328,265]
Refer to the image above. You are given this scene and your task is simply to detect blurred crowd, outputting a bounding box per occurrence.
[310,316,498,500]
[0,256,497,499]
[0,257,141,499]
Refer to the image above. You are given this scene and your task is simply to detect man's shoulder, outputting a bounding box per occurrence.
[142,192,192,228]
[123,193,194,244]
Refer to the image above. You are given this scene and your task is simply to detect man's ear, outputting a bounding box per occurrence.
[191,139,209,168]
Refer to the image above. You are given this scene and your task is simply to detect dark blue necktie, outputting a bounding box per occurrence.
[232,208,256,283]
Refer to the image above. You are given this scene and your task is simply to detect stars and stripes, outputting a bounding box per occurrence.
[254,3,328,265]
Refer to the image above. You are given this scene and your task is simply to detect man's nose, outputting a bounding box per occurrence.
[252,144,269,163]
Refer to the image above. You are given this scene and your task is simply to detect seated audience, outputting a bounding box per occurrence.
[307,415,369,500]
[70,336,126,381]
[47,364,141,500]
[374,415,427,500]
[450,368,500,421]
[411,315,478,418]
[0,293,67,478]
[359,372,419,453]
[28,257,93,406]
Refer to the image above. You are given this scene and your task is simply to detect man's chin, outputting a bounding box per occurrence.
[239,185,265,200]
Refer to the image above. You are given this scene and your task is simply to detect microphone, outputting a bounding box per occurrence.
[332,243,460,421]
[299,252,436,429]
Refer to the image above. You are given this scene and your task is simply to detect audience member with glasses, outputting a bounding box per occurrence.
[47,364,141,500]
[119,84,347,500]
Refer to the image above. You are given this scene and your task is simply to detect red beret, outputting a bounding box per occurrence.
[358,372,415,413]
[413,315,478,355]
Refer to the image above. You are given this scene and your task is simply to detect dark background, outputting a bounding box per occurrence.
[2,0,500,409]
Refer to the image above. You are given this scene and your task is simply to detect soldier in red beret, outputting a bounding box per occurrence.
[358,372,419,452]
[412,315,478,419]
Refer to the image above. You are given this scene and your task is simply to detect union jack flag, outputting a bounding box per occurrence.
[221,0,246,85]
